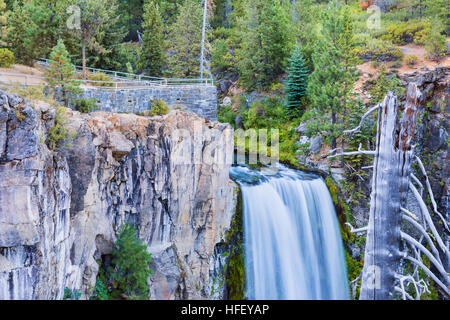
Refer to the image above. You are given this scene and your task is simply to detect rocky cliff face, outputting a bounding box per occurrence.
[0,92,236,300]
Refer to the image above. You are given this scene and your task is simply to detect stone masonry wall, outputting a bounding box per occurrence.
[79,85,218,120]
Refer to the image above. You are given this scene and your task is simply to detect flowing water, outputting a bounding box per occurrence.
[230,164,349,300]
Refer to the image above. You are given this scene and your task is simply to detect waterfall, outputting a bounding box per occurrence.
[230,165,349,300]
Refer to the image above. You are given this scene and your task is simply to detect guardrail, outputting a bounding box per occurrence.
[36,58,215,86]
[0,72,215,90]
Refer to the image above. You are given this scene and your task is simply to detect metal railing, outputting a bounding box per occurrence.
[0,73,46,86]
[0,72,215,90]
[36,58,215,86]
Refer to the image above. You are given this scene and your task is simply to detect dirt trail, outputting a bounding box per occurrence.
[0,64,46,85]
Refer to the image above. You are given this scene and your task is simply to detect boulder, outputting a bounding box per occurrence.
[309,135,322,154]
[221,96,232,107]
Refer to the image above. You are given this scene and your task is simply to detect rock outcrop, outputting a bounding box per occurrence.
[0,92,236,300]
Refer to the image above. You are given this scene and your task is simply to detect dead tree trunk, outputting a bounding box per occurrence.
[359,84,421,299]
[331,83,449,299]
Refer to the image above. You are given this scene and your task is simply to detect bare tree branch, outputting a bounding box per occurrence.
[345,222,368,234]
[328,143,376,159]
[410,172,424,197]
[402,214,442,263]
[409,182,450,259]
[402,253,450,296]
[344,104,380,135]
[401,231,447,278]
[350,273,362,300]
[394,286,415,300]
[400,206,419,221]
[414,156,449,232]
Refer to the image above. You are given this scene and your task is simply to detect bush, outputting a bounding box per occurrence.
[381,20,431,45]
[353,39,403,62]
[91,276,109,300]
[87,72,114,87]
[148,98,169,116]
[405,54,419,67]
[109,223,153,300]
[211,39,234,74]
[424,26,447,62]
[63,288,82,300]
[7,84,49,102]
[0,49,15,68]
[47,106,75,150]
[218,105,238,127]
[74,98,98,113]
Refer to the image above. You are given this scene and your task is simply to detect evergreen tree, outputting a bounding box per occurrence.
[46,39,81,107]
[0,0,8,46]
[70,0,119,79]
[368,64,404,105]
[6,1,35,65]
[77,0,128,71]
[7,0,73,65]
[294,0,320,71]
[424,18,447,61]
[285,45,308,118]
[423,0,449,34]
[306,2,358,151]
[118,0,145,41]
[109,223,153,300]
[237,0,291,90]
[168,0,204,77]
[138,0,165,76]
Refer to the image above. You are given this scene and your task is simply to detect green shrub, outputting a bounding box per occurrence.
[7,84,50,102]
[88,72,114,87]
[242,97,300,166]
[63,288,82,300]
[47,106,75,150]
[424,25,447,62]
[405,54,419,67]
[0,49,14,68]
[353,39,403,62]
[109,223,153,300]
[218,105,238,127]
[148,98,169,116]
[91,276,109,300]
[74,98,98,113]
[381,20,431,45]
[211,39,235,74]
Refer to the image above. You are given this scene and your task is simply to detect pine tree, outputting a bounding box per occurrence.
[70,0,119,79]
[138,0,165,76]
[368,64,404,105]
[78,0,128,72]
[285,45,308,118]
[6,1,35,65]
[109,223,153,300]
[168,0,204,77]
[306,2,358,151]
[7,1,72,65]
[237,0,291,90]
[294,0,320,71]
[424,18,447,61]
[45,39,81,107]
[0,0,8,46]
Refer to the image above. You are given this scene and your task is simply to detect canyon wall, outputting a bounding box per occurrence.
[0,92,236,300]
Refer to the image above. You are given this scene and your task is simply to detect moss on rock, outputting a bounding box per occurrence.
[223,186,245,300]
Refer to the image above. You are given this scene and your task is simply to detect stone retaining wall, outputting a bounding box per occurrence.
[79,85,218,120]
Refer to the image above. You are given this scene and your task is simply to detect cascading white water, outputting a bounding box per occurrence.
[230,165,349,300]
